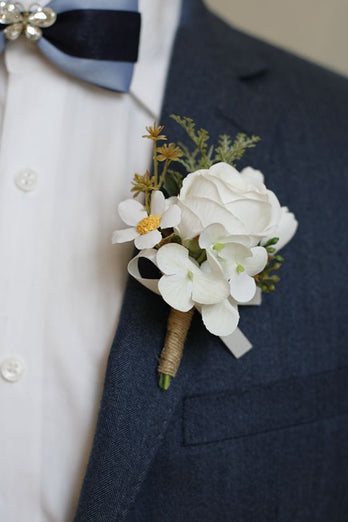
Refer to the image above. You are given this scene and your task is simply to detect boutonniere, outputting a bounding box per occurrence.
[113,116,298,390]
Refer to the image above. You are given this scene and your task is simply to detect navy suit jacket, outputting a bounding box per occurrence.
[75,1,348,520]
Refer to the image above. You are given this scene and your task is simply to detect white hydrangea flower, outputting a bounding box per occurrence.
[112,191,181,250]
[156,243,241,336]
[196,255,240,336]
[199,224,268,303]
[156,243,230,313]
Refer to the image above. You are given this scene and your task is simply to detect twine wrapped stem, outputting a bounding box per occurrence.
[158,307,195,390]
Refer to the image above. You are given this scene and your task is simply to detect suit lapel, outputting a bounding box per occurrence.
[75,277,192,521]
[75,2,279,520]
[160,0,283,167]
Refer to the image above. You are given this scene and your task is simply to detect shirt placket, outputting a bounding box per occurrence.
[0,40,68,521]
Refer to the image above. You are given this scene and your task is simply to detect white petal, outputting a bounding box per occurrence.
[178,169,209,199]
[274,207,298,251]
[166,196,179,206]
[205,175,243,203]
[192,271,229,305]
[244,246,268,276]
[198,223,228,249]
[112,227,138,244]
[134,229,162,249]
[243,286,262,306]
[150,190,166,216]
[204,249,227,272]
[265,190,282,231]
[219,242,251,265]
[229,271,256,303]
[156,244,198,275]
[226,235,254,247]
[226,198,272,234]
[160,204,181,229]
[194,253,230,303]
[181,175,222,201]
[175,201,205,239]
[201,251,224,276]
[208,162,242,187]
[118,199,147,226]
[181,196,246,235]
[158,274,194,312]
[240,166,265,186]
[201,299,240,336]
[199,226,253,250]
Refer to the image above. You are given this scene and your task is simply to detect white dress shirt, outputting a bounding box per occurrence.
[0,1,182,520]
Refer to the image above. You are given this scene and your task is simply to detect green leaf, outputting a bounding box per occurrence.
[185,237,207,264]
[163,169,184,196]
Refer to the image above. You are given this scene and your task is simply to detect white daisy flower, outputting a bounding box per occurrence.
[112,191,181,250]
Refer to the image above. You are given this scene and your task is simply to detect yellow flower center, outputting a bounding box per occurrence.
[136,215,161,235]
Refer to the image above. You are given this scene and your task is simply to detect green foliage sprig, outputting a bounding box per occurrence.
[171,114,260,172]
[255,238,284,293]
[131,116,261,205]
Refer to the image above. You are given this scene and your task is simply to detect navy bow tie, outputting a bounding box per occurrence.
[0,0,141,92]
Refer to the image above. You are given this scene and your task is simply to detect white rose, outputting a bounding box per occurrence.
[264,206,298,252]
[176,162,281,245]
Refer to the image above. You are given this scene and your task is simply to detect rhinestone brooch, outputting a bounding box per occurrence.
[0,1,56,41]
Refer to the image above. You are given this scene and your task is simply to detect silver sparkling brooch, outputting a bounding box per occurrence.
[0,1,56,41]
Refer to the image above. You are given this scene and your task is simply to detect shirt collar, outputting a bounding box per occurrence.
[13,0,182,114]
[130,0,183,120]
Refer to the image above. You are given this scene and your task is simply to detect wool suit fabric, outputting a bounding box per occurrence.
[75,1,348,520]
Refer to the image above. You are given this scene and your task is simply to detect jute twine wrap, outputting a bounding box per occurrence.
[157,307,195,377]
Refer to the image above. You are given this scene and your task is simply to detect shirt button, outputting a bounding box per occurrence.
[15,168,38,192]
[0,357,25,382]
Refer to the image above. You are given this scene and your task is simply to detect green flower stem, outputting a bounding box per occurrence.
[145,191,151,214]
[153,140,159,185]
[158,373,172,390]
[157,158,172,189]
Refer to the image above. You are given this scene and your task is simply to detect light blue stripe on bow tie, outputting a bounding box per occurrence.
[0,0,140,93]
[48,0,138,14]
[38,38,135,92]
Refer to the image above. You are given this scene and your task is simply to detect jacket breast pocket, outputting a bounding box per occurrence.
[183,366,348,447]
